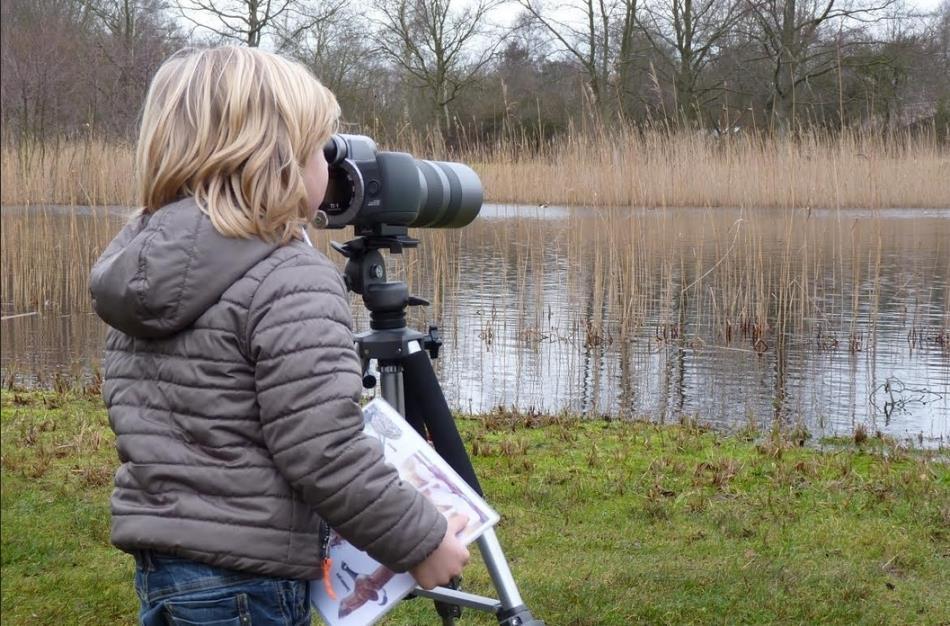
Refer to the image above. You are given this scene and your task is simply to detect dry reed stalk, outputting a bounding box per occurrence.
[1,166,939,377]
[4,127,947,208]
[1,139,136,206]
[468,127,947,209]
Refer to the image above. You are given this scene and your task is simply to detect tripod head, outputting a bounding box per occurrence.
[331,224,428,328]
[331,225,442,364]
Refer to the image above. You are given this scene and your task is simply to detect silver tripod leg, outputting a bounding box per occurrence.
[377,362,535,626]
[477,530,524,607]
[379,364,406,415]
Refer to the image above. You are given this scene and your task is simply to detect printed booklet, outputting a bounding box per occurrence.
[310,398,500,626]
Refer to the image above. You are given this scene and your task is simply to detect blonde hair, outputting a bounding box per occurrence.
[136,46,339,243]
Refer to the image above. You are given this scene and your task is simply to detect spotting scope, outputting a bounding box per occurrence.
[315,134,483,232]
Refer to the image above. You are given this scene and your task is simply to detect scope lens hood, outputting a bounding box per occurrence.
[413,161,482,228]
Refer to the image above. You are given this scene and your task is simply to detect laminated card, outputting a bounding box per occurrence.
[310,398,500,626]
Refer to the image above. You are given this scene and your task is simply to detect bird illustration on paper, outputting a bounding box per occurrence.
[337,561,395,618]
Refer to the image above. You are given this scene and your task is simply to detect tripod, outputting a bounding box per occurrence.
[330,225,544,626]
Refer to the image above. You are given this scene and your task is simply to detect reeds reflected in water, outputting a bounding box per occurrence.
[2,204,948,443]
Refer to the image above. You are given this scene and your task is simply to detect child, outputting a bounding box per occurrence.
[89,46,469,625]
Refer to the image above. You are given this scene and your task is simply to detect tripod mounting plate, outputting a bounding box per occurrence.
[332,230,419,259]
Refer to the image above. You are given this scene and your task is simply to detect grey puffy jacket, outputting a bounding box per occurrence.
[89,197,446,579]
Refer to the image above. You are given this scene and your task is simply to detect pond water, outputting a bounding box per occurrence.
[1,204,948,446]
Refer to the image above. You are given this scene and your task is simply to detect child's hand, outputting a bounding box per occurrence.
[409,515,471,590]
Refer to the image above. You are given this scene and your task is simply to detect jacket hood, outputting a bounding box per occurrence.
[90,197,278,339]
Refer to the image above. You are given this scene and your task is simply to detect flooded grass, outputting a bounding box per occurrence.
[2,203,948,441]
[1,391,947,624]
[407,206,948,357]
[0,205,122,313]
[3,202,912,339]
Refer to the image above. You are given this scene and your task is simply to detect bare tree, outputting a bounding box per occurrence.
[375,0,504,134]
[273,2,389,126]
[615,0,643,115]
[936,0,950,137]
[515,0,640,117]
[275,5,359,91]
[638,0,747,121]
[271,0,345,45]
[744,0,899,129]
[84,0,172,46]
[175,0,298,46]
[80,1,181,134]
[1,0,942,147]
[935,0,950,62]
[1,0,96,145]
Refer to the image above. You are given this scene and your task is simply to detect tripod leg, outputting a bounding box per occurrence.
[378,364,406,416]
[402,350,544,625]
[402,349,482,494]
[477,530,523,608]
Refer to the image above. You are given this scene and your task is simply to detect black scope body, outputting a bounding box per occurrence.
[316,134,483,231]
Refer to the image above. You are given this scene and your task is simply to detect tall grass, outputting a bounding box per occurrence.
[3,202,946,356]
[1,138,136,206]
[2,126,947,208]
[431,124,948,209]
[2,127,946,396]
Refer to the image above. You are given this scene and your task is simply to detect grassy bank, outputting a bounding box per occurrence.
[2,128,948,208]
[1,390,948,625]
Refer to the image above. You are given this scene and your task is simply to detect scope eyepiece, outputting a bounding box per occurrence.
[323,134,348,166]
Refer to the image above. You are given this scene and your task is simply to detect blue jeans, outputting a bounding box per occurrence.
[133,550,311,626]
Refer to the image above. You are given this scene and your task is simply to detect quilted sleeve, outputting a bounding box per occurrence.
[246,252,447,572]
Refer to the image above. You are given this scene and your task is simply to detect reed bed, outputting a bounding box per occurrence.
[2,130,947,419]
[1,139,136,207]
[3,204,946,433]
[463,127,949,209]
[3,204,945,353]
[2,127,947,208]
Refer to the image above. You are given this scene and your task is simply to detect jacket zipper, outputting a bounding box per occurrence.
[318,519,331,562]
[319,520,337,600]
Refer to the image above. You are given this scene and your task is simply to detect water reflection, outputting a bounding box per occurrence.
[2,204,947,446]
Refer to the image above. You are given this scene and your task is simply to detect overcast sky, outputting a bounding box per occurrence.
[177,0,947,45]
[909,0,944,9]
[487,0,946,27]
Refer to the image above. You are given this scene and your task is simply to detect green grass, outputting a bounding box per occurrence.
[2,391,948,625]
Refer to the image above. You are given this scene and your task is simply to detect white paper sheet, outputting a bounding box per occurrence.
[310,398,499,625]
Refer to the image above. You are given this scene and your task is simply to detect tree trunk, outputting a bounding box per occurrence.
[248,0,260,47]
[772,0,799,130]
[616,0,638,118]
